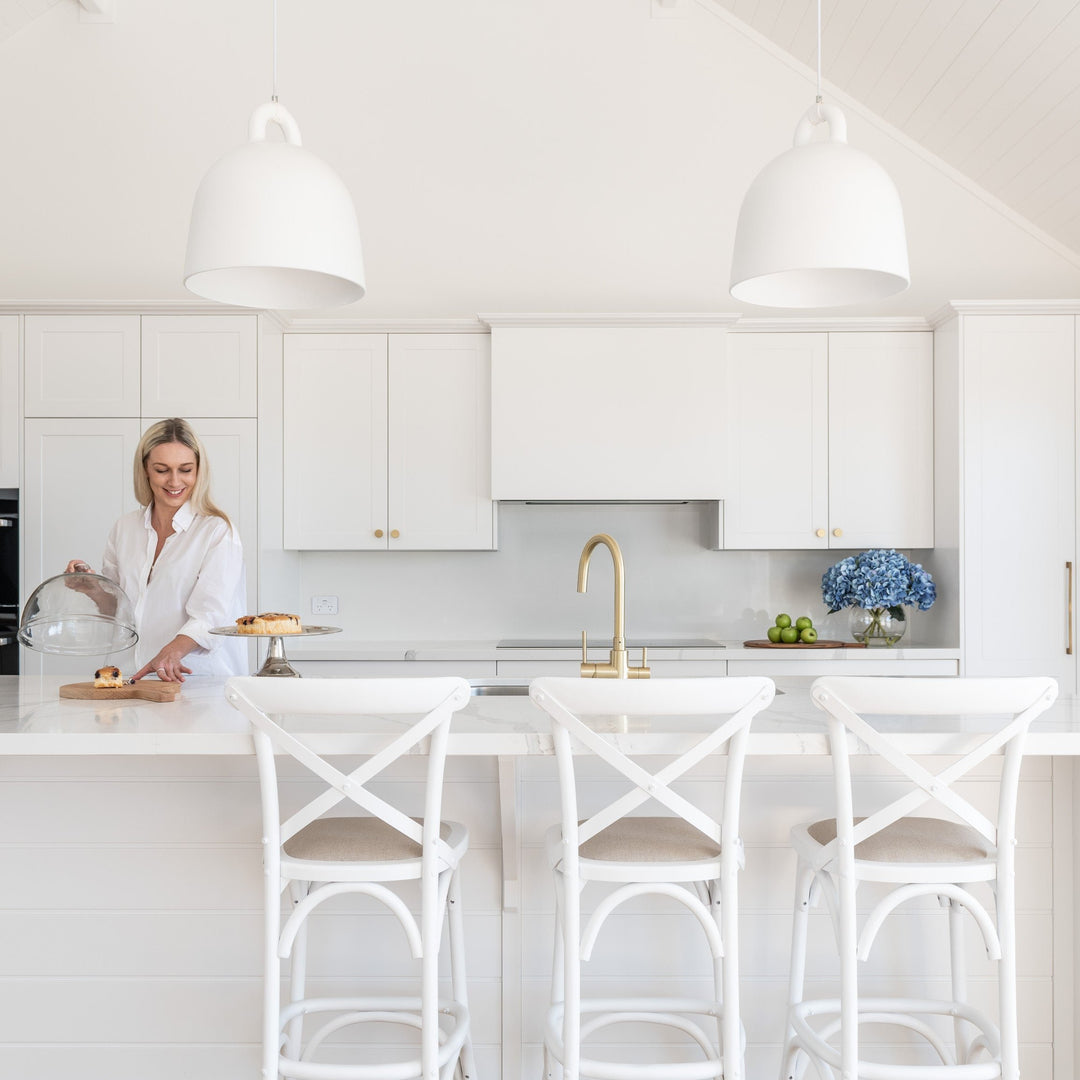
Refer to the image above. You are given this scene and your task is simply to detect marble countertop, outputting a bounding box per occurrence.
[0,674,1074,757]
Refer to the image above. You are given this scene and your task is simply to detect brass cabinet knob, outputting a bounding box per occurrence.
[832,528,843,538]
[374,529,384,539]
[815,529,825,538]
[390,529,400,539]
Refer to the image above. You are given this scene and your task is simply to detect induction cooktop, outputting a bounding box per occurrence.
[497,638,725,648]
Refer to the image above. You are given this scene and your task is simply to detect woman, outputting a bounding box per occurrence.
[66,418,247,681]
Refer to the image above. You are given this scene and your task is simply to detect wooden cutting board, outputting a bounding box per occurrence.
[742,639,867,649]
[59,681,182,702]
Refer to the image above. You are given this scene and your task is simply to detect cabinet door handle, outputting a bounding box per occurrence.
[374,529,384,539]
[832,528,842,538]
[390,529,400,539]
[1068,561,1074,656]
[815,528,825,538]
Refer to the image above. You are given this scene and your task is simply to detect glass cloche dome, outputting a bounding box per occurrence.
[18,571,138,656]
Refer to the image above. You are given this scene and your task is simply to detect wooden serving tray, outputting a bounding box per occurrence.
[59,681,182,702]
[742,639,867,649]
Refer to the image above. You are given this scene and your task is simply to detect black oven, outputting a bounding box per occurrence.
[0,489,18,674]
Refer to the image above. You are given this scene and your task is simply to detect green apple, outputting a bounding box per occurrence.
[795,616,813,632]
[766,625,783,643]
[780,626,799,643]
[775,613,792,629]
[800,627,818,644]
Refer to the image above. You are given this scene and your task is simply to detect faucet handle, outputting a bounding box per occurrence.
[581,629,588,664]
[641,645,647,668]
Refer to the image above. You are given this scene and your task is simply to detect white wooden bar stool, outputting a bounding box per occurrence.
[781,675,1058,1080]
[225,676,476,1080]
[529,675,776,1080]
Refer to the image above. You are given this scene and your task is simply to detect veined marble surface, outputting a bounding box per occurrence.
[0,674,1076,757]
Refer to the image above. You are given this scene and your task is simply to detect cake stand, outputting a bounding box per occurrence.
[209,625,342,677]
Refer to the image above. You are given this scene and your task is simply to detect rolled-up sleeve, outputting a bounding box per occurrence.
[176,520,245,652]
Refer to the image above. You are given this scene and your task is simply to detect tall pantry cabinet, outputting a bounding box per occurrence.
[21,314,258,675]
[935,308,1077,690]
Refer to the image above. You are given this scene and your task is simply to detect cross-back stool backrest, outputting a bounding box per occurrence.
[809,676,1058,867]
[225,676,472,864]
[530,676,775,856]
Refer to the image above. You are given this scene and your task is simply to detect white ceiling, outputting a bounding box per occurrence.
[2,0,1080,317]
[712,0,1080,262]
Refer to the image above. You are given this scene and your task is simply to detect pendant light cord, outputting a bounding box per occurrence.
[271,0,278,103]
[812,0,820,117]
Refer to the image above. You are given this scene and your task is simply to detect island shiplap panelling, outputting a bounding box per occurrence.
[0,743,1060,1079]
[0,755,502,1080]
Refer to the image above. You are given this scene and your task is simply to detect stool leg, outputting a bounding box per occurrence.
[263,871,283,1080]
[780,860,816,1080]
[422,867,442,1080]
[996,876,1020,1080]
[946,895,970,1063]
[284,880,311,1060]
[717,868,743,1080]
[446,866,476,1080]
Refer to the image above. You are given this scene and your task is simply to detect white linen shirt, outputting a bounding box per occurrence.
[101,503,247,677]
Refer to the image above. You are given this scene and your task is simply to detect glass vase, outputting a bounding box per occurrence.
[849,606,907,647]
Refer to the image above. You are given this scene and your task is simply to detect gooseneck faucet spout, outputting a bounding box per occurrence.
[577,533,650,680]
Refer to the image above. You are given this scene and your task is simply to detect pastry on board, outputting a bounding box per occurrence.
[236,613,303,635]
[93,666,124,689]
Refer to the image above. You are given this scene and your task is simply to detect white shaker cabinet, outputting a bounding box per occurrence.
[827,332,934,549]
[283,333,494,551]
[22,419,142,675]
[723,333,828,548]
[723,331,934,550]
[0,315,19,487]
[945,314,1076,686]
[141,315,258,418]
[25,315,141,418]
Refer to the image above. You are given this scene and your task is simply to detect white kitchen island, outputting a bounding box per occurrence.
[0,674,1072,1080]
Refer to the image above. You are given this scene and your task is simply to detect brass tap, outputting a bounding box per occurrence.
[577,533,650,679]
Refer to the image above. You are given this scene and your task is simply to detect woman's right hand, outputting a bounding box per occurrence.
[65,559,93,574]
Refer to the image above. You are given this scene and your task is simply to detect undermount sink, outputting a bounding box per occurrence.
[469,680,530,696]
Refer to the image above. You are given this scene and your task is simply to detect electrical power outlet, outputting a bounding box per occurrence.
[311,595,338,616]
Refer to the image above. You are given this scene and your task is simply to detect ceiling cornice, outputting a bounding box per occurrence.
[930,300,1080,327]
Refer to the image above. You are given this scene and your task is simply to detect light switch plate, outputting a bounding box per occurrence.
[311,595,338,616]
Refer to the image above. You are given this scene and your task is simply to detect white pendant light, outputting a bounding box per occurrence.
[184,1,365,310]
[729,0,908,309]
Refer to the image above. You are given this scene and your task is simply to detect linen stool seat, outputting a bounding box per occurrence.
[780,675,1058,1080]
[530,675,775,1080]
[226,676,476,1080]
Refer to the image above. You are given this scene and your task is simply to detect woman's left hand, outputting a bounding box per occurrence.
[133,635,197,683]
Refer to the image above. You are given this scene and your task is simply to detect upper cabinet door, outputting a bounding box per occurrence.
[0,316,19,487]
[388,334,493,550]
[142,315,257,418]
[283,334,389,550]
[25,315,140,418]
[827,332,934,550]
[723,333,829,549]
[22,418,142,675]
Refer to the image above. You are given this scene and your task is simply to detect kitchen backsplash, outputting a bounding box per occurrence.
[294,502,950,645]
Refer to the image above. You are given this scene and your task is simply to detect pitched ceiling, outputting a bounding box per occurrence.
[712,0,1080,261]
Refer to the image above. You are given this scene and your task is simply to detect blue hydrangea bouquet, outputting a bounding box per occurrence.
[821,548,936,646]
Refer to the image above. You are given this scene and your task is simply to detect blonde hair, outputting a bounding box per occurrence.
[134,418,232,529]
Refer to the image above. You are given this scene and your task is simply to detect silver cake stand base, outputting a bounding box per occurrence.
[210,625,343,678]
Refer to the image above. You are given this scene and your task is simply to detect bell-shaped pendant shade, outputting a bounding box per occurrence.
[185,102,365,311]
[730,104,908,309]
